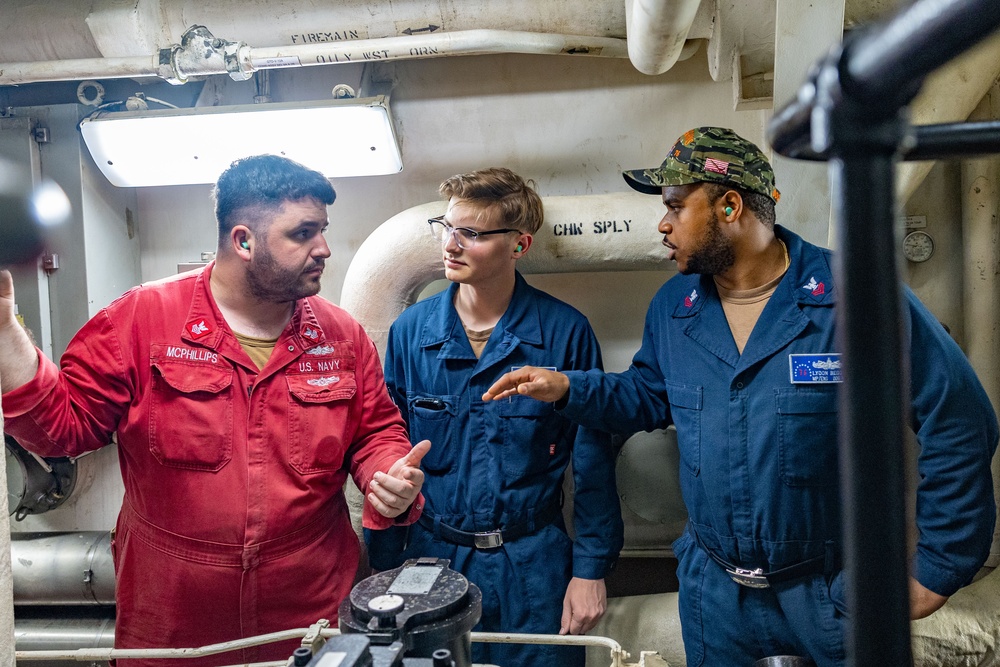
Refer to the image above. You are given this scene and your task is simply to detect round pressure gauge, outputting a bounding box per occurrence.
[902,230,934,263]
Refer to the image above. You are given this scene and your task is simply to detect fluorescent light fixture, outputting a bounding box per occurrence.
[79,96,402,187]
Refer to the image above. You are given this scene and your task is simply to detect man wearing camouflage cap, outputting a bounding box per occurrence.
[483,127,998,665]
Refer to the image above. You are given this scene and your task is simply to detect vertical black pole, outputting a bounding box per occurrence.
[829,149,912,666]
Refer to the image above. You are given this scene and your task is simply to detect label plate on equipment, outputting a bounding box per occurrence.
[387,565,444,595]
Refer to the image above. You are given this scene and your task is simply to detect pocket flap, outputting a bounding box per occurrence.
[152,361,233,394]
[665,382,703,410]
[499,397,555,418]
[776,388,838,414]
[286,372,357,403]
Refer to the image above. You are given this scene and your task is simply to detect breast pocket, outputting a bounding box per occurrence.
[666,382,702,475]
[287,372,357,474]
[498,398,565,480]
[150,362,234,471]
[406,393,459,474]
[775,388,839,487]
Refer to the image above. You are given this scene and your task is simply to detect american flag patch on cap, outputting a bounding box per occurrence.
[704,157,730,175]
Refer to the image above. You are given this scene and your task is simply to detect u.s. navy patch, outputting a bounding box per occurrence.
[789,353,843,384]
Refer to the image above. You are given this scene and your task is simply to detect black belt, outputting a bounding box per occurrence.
[418,501,561,550]
[692,530,831,589]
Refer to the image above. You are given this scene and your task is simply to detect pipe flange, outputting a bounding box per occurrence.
[76,80,105,106]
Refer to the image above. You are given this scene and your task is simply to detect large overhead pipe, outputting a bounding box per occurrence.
[768,1,1000,666]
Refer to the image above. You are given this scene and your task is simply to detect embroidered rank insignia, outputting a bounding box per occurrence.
[187,319,212,339]
[802,277,825,296]
[684,289,699,308]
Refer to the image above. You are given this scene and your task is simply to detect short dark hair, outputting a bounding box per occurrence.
[703,182,776,229]
[439,167,543,234]
[213,155,336,241]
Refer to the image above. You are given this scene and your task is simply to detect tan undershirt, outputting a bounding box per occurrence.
[715,241,790,354]
[234,331,279,370]
[463,323,494,359]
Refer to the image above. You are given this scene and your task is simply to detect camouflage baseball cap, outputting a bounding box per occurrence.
[623,127,781,203]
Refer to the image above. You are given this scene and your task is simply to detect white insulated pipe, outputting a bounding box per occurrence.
[0,30,629,86]
[625,0,704,75]
[339,193,669,356]
[1,393,14,667]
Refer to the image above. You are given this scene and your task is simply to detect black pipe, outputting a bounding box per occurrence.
[773,120,1000,162]
[764,1,1000,665]
[829,148,912,667]
[768,0,1000,158]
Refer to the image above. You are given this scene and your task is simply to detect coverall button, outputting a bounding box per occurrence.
[736,382,744,389]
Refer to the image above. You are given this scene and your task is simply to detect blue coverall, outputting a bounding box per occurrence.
[366,272,624,667]
[559,226,998,666]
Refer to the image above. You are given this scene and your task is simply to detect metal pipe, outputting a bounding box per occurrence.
[10,533,115,606]
[0,29,629,86]
[16,627,627,665]
[829,148,913,666]
[773,120,1000,162]
[770,0,1000,153]
[625,0,703,75]
[15,615,115,652]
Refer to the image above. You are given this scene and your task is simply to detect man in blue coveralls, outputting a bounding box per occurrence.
[483,128,998,666]
[365,167,624,666]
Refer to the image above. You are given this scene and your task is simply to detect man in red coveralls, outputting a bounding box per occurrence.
[0,155,428,666]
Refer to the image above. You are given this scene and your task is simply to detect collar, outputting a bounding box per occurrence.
[418,272,544,349]
[670,225,835,318]
[180,262,327,349]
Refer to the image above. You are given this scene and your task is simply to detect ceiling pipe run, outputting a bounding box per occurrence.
[0,26,630,86]
[626,0,704,75]
[339,193,670,357]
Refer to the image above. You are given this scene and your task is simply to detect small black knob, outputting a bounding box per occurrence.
[292,647,313,666]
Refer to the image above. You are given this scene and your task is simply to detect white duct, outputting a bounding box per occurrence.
[339,193,669,356]
[625,0,704,75]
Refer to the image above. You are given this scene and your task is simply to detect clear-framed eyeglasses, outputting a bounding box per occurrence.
[427,215,520,250]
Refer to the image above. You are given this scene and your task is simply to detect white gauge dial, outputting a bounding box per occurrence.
[902,230,934,263]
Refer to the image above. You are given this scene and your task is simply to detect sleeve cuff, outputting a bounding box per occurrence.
[572,555,616,580]
[362,492,424,530]
[2,348,57,418]
[913,555,974,597]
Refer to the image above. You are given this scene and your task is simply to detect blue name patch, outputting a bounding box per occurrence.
[789,354,843,384]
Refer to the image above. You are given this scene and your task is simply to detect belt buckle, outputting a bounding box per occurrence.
[473,531,503,549]
[727,566,770,589]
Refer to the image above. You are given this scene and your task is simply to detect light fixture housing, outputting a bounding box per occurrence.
[79,96,402,187]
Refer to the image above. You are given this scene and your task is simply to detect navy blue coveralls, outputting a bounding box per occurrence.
[366,273,624,667]
[559,226,998,666]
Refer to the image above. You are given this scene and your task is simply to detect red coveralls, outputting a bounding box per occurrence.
[3,264,422,666]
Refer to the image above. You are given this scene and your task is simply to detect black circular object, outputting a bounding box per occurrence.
[339,558,481,666]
